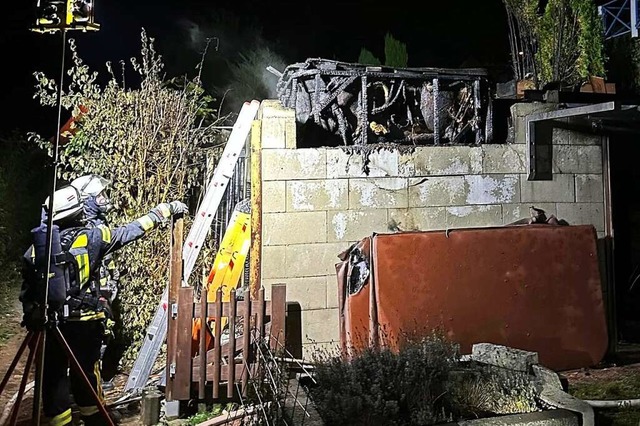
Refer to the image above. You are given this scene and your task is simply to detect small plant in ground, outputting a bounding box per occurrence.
[308,331,459,426]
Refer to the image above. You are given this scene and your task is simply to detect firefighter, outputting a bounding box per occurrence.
[20,184,188,426]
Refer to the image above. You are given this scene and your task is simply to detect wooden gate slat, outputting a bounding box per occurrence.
[212,288,223,399]
[242,288,251,397]
[227,290,237,398]
[270,284,286,352]
[198,290,207,399]
[174,286,194,400]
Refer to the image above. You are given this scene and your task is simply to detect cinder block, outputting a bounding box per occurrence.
[511,102,558,144]
[287,179,348,211]
[348,178,409,209]
[408,176,467,207]
[262,149,327,181]
[553,146,602,174]
[388,207,447,232]
[465,174,520,205]
[326,274,339,309]
[575,174,604,202]
[471,342,539,372]
[328,210,389,242]
[400,146,483,176]
[263,180,286,213]
[263,211,327,245]
[571,132,602,145]
[303,342,342,361]
[482,144,527,174]
[263,277,327,310]
[284,242,349,277]
[552,127,572,145]
[262,245,287,280]
[502,203,557,225]
[556,202,605,232]
[446,205,502,228]
[520,173,575,203]
[327,148,399,178]
[259,100,297,149]
[301,308,340,345]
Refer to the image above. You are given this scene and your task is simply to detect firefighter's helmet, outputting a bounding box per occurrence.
[43,185,84,223]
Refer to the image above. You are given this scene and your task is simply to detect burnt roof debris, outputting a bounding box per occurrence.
[275,58,494,148]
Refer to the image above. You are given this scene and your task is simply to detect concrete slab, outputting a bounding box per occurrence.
[443,409,578,425]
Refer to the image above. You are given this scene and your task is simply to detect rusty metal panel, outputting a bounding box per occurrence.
[357,225,607,371]
[337,238,372,357]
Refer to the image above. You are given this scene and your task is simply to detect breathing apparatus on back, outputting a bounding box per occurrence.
[32,185,84,312]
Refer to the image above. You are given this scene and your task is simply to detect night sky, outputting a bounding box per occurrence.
[3,0,511,136]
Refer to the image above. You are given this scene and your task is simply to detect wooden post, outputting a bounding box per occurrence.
[249,120,262,300]
[270,284,286,352]
[166,215,183,401]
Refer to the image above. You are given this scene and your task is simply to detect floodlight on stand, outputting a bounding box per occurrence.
[31,0,100,33]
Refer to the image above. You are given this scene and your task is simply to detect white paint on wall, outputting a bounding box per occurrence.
[466,175,517,205]
[418,178,466,204]
[448,206,474,217]
[290,181,314,210]
[440,158,466,175]
[327,182,344,208]
[332,212,347,240]
[448,205,493,217]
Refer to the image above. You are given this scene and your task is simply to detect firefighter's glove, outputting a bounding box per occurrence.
[168,200,188,216]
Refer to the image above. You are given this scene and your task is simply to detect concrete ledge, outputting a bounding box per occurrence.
[443,409,579,426]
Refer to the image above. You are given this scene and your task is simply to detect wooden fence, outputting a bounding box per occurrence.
[164,218,287,402]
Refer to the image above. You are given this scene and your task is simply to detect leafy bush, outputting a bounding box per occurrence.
[503,0,606,87]
[28,29,227,365]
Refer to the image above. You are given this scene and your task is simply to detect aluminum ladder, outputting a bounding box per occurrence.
[122,100,260,395]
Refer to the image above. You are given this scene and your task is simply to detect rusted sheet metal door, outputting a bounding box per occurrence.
[341,225,608,371]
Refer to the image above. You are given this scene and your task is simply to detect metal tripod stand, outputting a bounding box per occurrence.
[0,315,115,426]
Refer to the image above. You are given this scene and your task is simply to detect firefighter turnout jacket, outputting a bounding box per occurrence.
[20,203,174,323]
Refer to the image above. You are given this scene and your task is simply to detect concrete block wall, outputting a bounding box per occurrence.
[258,100,606,358]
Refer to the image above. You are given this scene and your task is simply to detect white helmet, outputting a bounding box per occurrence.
[70,174,110,199]
[43,185,84,223]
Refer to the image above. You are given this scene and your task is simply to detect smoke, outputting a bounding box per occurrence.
[174,9,289,116]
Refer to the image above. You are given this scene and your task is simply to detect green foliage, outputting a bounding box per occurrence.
[357,33,408,67]
[384,33,409,68]
[29,29,226,364]
[503,0,606,87]
[605,37,640,94]
[358,48,382,66]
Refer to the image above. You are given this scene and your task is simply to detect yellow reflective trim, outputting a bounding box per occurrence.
[75,253,90,285]
[72,311,106,321]
[49,408,72,426]
[99,225,111,243]
[30,246,35,260]
[71,234,88,249]
[137,215,155,231]
[94,360,104,401]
